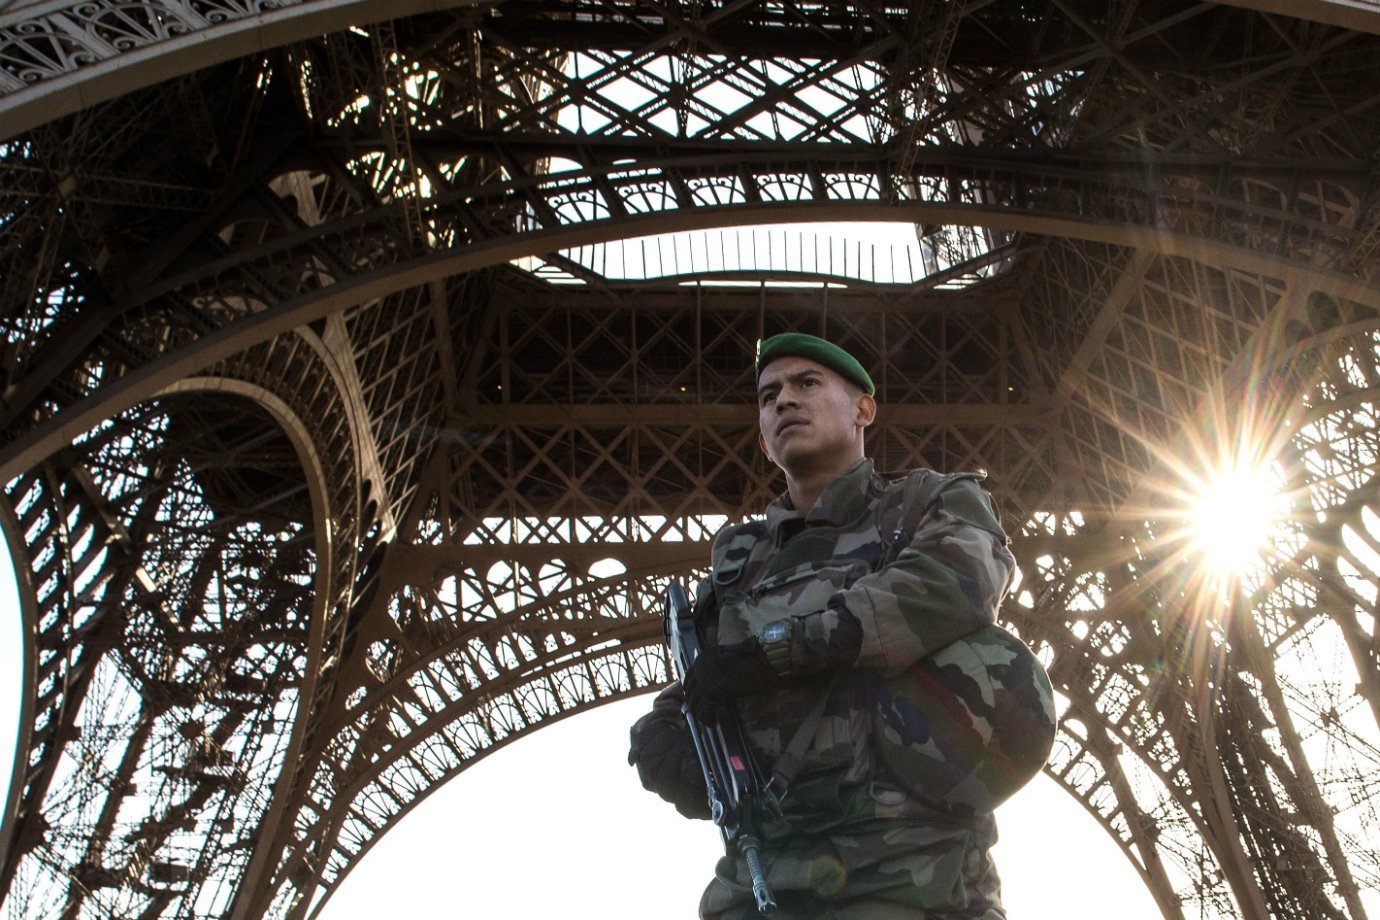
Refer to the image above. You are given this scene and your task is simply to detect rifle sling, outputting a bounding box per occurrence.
[767,674,836,796]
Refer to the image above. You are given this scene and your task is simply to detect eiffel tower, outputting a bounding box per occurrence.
[3,1,1380,917]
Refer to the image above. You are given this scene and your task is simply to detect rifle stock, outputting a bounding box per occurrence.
[665,583,777,915]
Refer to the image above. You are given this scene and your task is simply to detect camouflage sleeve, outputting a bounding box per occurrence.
[793,476,1016,675]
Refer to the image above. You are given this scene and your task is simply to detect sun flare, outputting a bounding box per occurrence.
[1188,464,1287,577]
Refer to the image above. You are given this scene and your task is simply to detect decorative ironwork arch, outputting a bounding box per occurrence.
[6,3,1380,919]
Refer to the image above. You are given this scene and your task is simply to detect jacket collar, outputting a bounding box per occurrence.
[764,458,878,530]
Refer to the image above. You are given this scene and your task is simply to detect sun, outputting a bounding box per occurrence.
[1187,463,1287,577]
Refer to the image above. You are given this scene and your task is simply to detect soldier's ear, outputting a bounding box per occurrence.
[855,393,877,428]
[758,430,772,460]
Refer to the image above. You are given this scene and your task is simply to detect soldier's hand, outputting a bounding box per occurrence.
[683,638,781,723]
[790,603,863,675]
[628,712,711,819]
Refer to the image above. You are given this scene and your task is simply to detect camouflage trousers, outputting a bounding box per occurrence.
[699,776,1005,920]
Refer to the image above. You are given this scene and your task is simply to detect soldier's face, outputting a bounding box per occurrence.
[756,356,874,473]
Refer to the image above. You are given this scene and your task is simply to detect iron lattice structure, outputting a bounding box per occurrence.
[3,0,1380,917]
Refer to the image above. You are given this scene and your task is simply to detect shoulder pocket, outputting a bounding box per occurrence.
[710,520,765,590]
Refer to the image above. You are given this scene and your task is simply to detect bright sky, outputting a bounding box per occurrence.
[319,695,1162,919]
[0,548,1162,918]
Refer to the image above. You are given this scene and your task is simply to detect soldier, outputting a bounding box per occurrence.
[629,332,1055,919]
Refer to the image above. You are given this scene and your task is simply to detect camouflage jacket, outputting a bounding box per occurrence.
[692,458,1016,790]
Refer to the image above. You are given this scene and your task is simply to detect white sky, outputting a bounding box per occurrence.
[319,695,1162,919]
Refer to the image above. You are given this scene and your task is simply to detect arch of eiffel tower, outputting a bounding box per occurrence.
[4,0,1380,917]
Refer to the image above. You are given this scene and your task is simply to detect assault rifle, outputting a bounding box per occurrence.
[665,583,778,916]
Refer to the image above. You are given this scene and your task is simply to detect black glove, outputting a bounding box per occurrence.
[628,711,711,820]
[791,603,863,675]
[682,638,782,724]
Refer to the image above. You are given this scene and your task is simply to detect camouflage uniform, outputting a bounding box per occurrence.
[643,457,1054,919]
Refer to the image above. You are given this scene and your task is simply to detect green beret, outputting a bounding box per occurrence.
[756,333,875,395]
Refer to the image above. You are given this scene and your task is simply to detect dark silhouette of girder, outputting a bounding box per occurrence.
[2,2,1380,918]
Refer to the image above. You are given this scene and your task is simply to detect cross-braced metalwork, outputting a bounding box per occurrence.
[4,2,1380,917]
